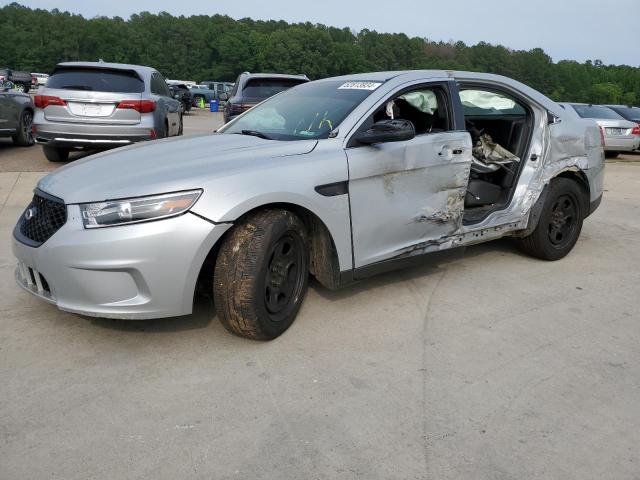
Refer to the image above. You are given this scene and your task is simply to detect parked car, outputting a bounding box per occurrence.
[0,80,35,146]
[33,61,183,162]
[187,82,232,107]
[199,81,234,100]
[0,68,33,93]
[12,70,603,340]
[559,103,640,157]
[31,73,49,87]
[606,105,640,125]
[168,82,192,112]
[223,72,309,122]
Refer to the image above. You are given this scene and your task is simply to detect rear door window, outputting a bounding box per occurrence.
[571,104,624,120]
[460,89,526,116]
[241,78,307,100]
[151,73,171,97]
[47,68,144,93]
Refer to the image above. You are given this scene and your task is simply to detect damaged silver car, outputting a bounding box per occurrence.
[12,71,604,340]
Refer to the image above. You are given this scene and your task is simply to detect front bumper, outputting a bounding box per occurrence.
[12,207,231,319]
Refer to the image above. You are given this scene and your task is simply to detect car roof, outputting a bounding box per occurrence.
[54,61,157,77]
[241,72,309,80]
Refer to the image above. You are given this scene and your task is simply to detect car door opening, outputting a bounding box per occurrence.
[460,87,533,224]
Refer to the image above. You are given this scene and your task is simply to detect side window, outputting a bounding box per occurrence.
[370,85,451,135]
[460,89,526,116]
[151,73,170,97]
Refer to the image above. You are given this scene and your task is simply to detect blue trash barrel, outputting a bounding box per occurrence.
[209,99,219,112]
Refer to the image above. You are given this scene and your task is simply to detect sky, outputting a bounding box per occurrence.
[7,0,639,66]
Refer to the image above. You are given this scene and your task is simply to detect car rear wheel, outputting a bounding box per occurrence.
[517,178,585,261]
[213,209,309,340]
[12,110,34,146]
[43,146,70,162]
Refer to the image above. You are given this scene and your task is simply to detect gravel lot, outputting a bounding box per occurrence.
[1,111,639,479]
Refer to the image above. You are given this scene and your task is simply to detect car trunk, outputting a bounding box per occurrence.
[40,67,146,125]
[42,88,143,125]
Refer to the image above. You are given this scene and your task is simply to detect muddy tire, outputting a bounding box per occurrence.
[517,178,585,261]
[43,146,69,162]
[213,209,309,340]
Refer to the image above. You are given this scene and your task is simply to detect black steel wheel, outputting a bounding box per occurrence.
[517,178,586,261]
[213,209,309,340]
[547,194,578,248]
[263,233,306,322]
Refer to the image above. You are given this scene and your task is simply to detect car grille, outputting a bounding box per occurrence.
[17,191,67,247]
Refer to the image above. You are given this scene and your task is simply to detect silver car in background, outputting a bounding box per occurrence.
[33,62,183,162]
[13,70,604,340]
[560,103,640,157]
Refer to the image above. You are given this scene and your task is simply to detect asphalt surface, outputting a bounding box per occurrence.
[1,113,639,479]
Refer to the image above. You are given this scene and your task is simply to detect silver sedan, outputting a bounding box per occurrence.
[13,70,604,340]
[560,103,640,157]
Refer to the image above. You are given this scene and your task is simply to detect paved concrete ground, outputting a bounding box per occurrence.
[0,114,639,479]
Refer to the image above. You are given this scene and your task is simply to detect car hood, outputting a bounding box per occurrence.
[38,134,318,204]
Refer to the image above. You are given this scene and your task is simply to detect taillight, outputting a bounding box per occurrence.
[599,126,606,147]
[34,95,66,109]
[632,124,640,136]
[117,100,156,113]
[228,102,243,114]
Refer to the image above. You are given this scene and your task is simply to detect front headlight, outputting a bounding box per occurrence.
[80,189,202,229]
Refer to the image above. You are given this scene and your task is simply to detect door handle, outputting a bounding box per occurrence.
[452,149,463,155]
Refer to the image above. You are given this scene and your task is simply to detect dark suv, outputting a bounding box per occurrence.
[222,72,309,123]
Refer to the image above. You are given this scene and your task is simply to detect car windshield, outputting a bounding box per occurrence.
[571,104,624,120]
[219,80,382,141]
[47,68,145,93]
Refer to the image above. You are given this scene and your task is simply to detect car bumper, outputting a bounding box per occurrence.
[12,207,231,319]
[604,136,640,152]
[34,123,157,149]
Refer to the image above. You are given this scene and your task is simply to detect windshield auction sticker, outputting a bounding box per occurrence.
[338,81,383,90]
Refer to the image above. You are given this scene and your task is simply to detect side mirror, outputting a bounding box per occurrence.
[219,92,228,101]
[354,119,415,145]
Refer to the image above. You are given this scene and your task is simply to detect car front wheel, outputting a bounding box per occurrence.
[213,209,309,340]
[517,178,585,260]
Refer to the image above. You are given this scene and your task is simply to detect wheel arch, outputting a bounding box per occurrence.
[194,202,344,301]
[555,169,590,212]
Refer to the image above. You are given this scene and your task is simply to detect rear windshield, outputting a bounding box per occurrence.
[47,68,144,93]
[241,78,307,99]
[571,104,624,120]
[610,106,640,121]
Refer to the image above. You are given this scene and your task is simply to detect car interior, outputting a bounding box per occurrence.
[460,88,532,223]
[371,86,532,224]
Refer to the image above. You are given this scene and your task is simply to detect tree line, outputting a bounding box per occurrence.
[1,2,638,105]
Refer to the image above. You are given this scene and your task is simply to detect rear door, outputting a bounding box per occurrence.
[0,91,16,133]
[41,67,144,125]
[346,81,472,268]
